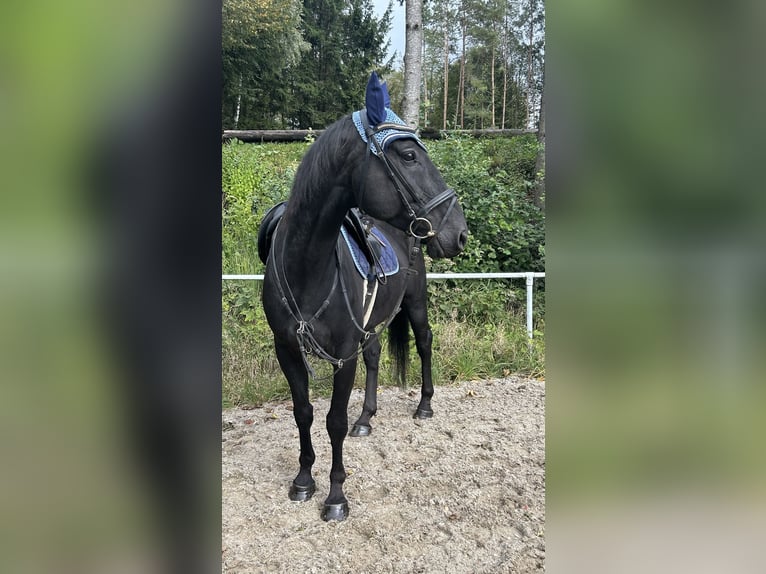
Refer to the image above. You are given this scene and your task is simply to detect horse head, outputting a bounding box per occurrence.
[350,72,468,259]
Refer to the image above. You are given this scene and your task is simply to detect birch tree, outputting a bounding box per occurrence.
[401,0,424,127]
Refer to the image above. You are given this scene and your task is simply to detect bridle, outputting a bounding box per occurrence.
[358,110,459,240]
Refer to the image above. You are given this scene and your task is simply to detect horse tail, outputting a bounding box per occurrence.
[387,308,410,387]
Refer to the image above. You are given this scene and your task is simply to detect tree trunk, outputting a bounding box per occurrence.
[515,65,522,125]
[531,68,545,208]
[501,5,508,129]
[402,0,424,127]
[222,128,534,143]
[526,0,534,129]
[490,47,496,128]
[443,25,449,130]
[422,34,428,127]
[234,74,242,129]
[458,5,466,129]
[501,57,508,128]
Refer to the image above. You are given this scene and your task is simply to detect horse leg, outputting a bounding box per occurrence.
[322,356,358,521]
[349,336,381,437]
[274,342,316,502]
[408,304,435,419]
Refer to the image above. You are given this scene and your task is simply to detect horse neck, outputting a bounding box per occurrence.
[278,184,354,286]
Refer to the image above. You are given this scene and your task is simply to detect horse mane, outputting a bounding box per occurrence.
[284,115,360,217]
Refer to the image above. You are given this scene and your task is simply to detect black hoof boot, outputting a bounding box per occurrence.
[288,480,315,502]
[349,424,372,437]
[414,408,433,419]
[321,501,349,522]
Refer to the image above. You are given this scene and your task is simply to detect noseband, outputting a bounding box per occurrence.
[358,111,458,240]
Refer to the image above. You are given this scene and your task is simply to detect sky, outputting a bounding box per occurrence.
[373,0,405,65]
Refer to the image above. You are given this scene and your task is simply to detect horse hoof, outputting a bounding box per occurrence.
[349,424,372,437]
[289,480,315,502]
[321,502,349,522]
[414,408,433,419]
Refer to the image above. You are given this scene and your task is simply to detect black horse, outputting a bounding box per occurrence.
[261,213,436,435]
[260,73,468,521]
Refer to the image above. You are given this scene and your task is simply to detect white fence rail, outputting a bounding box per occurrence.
[222,272,545,338]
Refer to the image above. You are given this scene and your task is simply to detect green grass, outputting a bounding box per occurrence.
[222,281,544,408]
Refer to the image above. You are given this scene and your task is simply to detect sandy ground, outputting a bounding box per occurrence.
[222,376,545,573]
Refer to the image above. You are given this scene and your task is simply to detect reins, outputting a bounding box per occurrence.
[270,226,342,379]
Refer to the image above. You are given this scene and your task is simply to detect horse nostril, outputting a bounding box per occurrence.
[458,230,468,250]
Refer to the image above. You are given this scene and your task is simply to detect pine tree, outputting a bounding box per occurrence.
[288,0,392,128]
[222,0,306,129]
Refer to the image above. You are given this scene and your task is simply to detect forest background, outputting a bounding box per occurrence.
[222,0,544,131]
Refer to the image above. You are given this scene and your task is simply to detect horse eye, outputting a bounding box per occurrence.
[402,150,416,162]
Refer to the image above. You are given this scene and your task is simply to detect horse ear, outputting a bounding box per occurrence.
[365,71,387,127]
[381,80,391,110]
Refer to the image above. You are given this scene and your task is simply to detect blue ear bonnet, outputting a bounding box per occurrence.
[353,71,425,156]
[364,70,390,126]
[352,108,425,156]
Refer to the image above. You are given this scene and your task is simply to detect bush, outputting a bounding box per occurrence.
[221,139,307,274]
[425,134,545,274]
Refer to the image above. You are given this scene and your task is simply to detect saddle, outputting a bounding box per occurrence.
[257,201,398,281]
[340,213,399,281]
[257,201,287,264]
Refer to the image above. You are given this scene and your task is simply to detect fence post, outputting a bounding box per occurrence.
[526,273,535,339]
